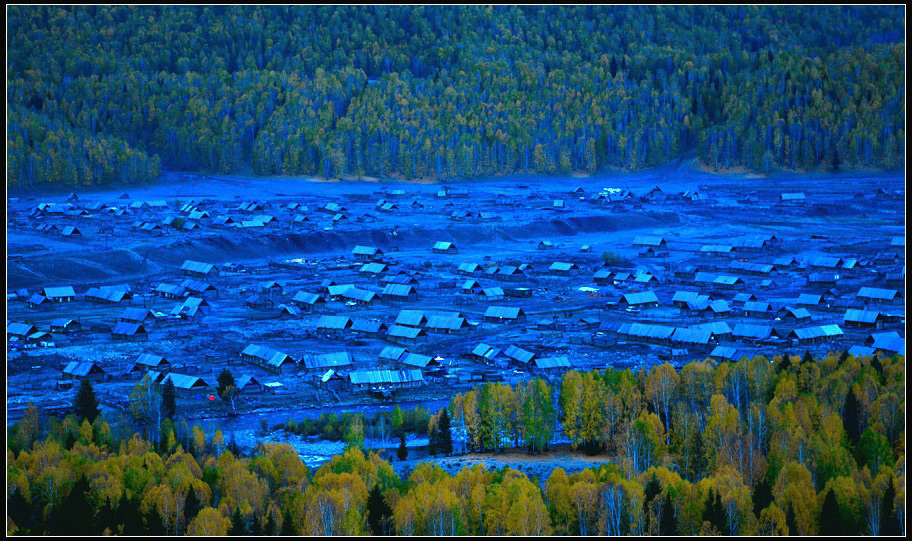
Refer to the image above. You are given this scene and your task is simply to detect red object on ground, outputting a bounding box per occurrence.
[208,395,215,400]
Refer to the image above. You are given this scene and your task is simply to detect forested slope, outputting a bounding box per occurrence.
[7,6,905,188]
[7,352,905,535]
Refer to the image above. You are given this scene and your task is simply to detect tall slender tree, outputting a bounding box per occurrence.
[74,379,101,424]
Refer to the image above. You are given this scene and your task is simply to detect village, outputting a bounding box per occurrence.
[6,168,906,439]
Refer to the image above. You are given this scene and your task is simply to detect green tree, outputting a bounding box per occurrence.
[367,484,393,535]
[216,369,239,415]
[74,379,101,424]
[880,479,901,536]
[397,432,409,461]
[229,507,245,535]
[659,492,678,535]
[820,488,844,535]
[438,407,453,456]
[161,379,177,420]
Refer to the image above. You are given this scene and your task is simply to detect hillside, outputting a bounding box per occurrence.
[7,6,905,189]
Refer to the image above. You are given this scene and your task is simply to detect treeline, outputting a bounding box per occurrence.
[449,351,905,535]
[7,6,905,188]
[7,351,904,535]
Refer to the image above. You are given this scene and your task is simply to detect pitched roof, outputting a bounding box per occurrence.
[789,324,843,340]
[673,291,702,303]
[797,293,823,305]
[382,283,416,297]
[504,345,536,363]
[743,301,771,313]
[426,315,467,331]
[395,310,427,327]
[549,262,579,272]
[360,262,388,274]
[534,356,570,369]
[340,288,379,303]
[63,361,105,377]
[351,319,386,333]
[348,369,424,385]
[112,322,146,335]
[135,353,168,368]
[43,286,76,298]
[292,291,324,305]
[241,344,293,367]
[857,287,899,301]
[709,346,745,361]
[623,291,659,305]
[352,245,381,256]
[302,352,353,370]
[161,373,209,390]
[379,346,408,362]
[732,323,773,339]
[671,327,714,344]
[633,236,666,246]
[844,309,882,324]
[316,315,352,330]
[484,306,524,319]
[181,260,216,274]
[388,325,426,339]
[399,353,434,368]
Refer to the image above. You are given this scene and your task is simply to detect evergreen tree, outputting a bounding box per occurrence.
[785,501,798,535]
[217,368,240,415]
[438,407,453,456]
[229,507,245,535]
[397,431,408,461]
[777,352,792,372]
[752,477,774,518]
[280,509,296,536]
[702,488,725,533]
[367,484,393,535]
[8,488,33,534]
[843,389,862,446]
[184,488,201,524]
[820,488,844,535]
[74,379,101,424]
[116,494,144,535]
[801,349,814,365]
[838,349,850,364]
[161,379,177,420]
[880,479,901,536]
[251,512,262,536]
[264,511,277,536]
[644,473,661,531]
[659,493,678,536]
[870,355,884,375]
[51,474,94,534]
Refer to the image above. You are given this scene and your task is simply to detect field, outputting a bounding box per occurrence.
[6,159,905,467]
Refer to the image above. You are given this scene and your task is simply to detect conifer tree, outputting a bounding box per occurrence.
[785,501,798,536]
[280,509,296,536]
[367,484,393,535]
[161,379,177,420]
[397,431,409,461]
[438,407,453,456]
[660,493,678,535]
[820,488,844,535]
[752,477,774,518]
[843,389,862,446]
[74,379,101,424]
[229,507,245,535]
[880,480,901,536]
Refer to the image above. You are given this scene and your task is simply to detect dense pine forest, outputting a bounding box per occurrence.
[6,6,905,188]
[7,351,905,535]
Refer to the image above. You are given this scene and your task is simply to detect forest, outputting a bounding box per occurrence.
[6,351,905,535]
[6,5,905,188]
